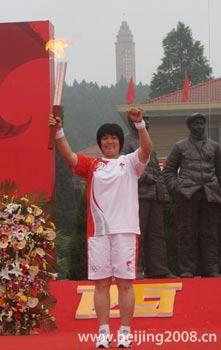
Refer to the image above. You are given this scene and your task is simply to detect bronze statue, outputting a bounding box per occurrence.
[163,112,221,277]
[123,116,175,278]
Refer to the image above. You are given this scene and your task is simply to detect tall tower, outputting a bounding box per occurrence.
[115,21,136,84]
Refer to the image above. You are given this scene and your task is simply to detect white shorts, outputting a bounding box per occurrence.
[88,233,137,280]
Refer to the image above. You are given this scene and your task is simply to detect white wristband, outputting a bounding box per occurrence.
[55,127,64,140]
[134,120,145,130]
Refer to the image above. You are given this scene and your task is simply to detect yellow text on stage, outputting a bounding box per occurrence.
[75,282,182,319]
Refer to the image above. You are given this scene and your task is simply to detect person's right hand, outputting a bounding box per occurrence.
[127,108,143,123]
[48,114,62,129]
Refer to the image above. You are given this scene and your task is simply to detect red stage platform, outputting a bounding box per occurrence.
[0,278,221,349]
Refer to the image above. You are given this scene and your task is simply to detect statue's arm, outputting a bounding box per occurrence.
[139,151,159,185]
[139,167,156,185]
[215,144,221,186]
[163,144,181,194]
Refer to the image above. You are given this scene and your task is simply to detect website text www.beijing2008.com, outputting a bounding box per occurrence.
[78,329,218,346]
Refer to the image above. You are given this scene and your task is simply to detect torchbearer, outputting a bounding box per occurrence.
[48,107,152,348]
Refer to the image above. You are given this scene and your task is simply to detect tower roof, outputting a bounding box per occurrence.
[116,21,134,43]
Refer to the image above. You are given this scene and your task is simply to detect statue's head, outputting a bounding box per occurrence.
[186,112,206,140]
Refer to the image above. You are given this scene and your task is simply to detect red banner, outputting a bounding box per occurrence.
[0,21,54,198]
[126,77,135,104]
[182,72,190,102]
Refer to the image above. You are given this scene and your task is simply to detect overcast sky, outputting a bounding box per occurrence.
[1,0,220,86]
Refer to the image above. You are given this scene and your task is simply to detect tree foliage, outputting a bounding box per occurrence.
[150,21,213,98]
[62,79,150,151]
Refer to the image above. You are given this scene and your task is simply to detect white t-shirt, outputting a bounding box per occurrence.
[73,149,148,237]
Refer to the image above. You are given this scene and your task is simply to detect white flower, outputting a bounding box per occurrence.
[27,297,39,308]
[15,231,25,241]
[5,203,21,214]
[0,267,11,280]
[5,310,13,322]
[9,262,23,277]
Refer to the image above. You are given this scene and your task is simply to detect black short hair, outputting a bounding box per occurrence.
[96,123,124,152]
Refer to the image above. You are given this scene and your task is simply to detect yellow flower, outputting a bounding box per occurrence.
[25,215,34,225]
[20,197,29,203]
[36,226,43,235]
[19,294,28,302]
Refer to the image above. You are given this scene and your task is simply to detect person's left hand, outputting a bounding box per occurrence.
[127,108,143,123]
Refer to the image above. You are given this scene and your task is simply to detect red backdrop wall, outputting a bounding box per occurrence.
[0,21,54,198]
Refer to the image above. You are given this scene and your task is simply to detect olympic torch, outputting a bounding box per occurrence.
[46,39,68,150]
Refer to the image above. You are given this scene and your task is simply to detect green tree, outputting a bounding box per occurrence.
[62,79,150,151]
[150,21,213,98]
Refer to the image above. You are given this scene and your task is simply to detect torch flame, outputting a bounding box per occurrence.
[45,39,69,58]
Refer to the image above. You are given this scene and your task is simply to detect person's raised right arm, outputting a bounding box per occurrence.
[49,114,77,168]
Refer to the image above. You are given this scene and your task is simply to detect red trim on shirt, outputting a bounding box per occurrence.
[72,153,102,238]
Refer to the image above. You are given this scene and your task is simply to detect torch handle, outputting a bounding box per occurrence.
[48,105,61,150]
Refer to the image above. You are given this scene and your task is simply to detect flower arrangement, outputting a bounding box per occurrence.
[0,195,57,335]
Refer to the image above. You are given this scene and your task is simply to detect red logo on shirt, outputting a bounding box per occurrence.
[95,160,109,171]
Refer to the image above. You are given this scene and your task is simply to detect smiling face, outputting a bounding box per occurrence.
[100,134,120,159]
